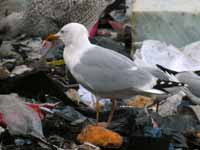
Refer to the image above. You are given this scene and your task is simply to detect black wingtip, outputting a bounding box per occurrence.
[154,79,188,91]
[156,64,178,75]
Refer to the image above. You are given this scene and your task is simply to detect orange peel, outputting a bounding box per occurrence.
[77,125,123,148]
[127,95,153,108]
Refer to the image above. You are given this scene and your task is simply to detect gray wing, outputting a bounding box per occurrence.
[176,72,200,97]
[141,67,169,80]
[72,46,157,98]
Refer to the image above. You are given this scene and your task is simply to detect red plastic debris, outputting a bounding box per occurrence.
[108,20,123,31]
[89,21,99,38]
[26,103,44,120]
[0,113,6,127]
[0,102,57,127]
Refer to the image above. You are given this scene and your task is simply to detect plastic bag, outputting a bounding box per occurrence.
[0,94,44,138]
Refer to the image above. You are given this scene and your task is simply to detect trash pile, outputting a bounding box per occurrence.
[0,0,200,150]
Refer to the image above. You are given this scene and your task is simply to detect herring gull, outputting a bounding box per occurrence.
[44,23,187,127]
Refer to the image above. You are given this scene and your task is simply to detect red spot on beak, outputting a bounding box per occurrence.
[42,34,59,50]
[42,40,52,49]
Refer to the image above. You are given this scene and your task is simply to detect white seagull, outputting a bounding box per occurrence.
[44,23,186,127]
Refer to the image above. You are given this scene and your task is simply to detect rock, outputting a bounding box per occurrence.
[0,0,114,40]
[132,0,200,47]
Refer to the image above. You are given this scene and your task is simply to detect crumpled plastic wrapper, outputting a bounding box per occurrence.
[133,40,200,72]
[0,94,44,138]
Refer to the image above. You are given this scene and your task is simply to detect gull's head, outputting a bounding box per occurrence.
[45,23,89,46]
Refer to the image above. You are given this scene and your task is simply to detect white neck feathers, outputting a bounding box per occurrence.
[63,36,92,70]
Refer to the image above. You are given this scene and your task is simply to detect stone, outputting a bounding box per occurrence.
[132,0,200,47]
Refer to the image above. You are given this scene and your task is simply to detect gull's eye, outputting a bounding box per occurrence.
[60,30,64,34]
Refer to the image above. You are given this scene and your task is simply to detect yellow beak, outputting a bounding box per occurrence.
[45,34,59,41]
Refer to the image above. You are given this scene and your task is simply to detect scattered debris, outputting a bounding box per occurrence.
[1,1,200,150]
